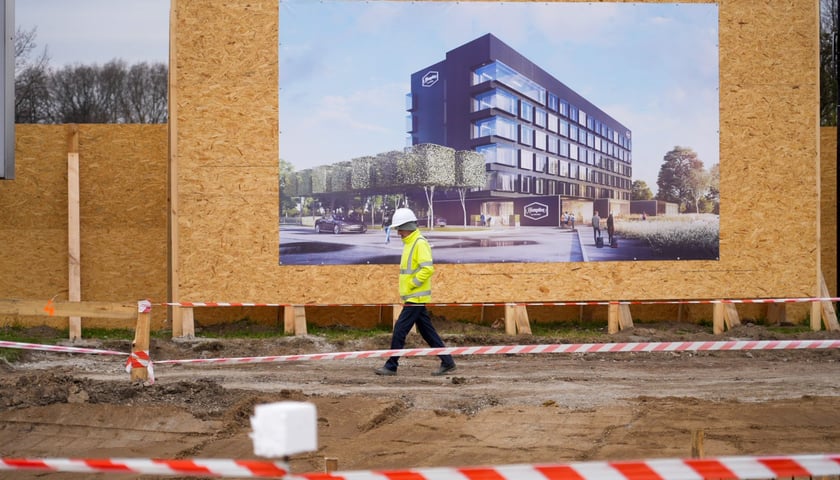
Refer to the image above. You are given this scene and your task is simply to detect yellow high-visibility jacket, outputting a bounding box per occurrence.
[399,229,434,303]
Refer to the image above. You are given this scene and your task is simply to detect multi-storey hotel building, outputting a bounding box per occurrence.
[406,34,633,226]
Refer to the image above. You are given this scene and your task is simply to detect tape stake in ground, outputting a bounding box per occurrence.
[125,350,155,384]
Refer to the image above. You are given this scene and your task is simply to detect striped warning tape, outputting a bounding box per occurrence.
[152,339,840,366]
[158,296,840,308]
[285,454,840,480]
[3,339,839,367]
[0,340,126,356]
[0,457,288,478]
[1,454,838,479]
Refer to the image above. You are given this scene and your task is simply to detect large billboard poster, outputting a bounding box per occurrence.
[279,0,720,266]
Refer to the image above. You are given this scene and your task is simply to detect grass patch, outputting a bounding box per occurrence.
[529,320,607,338]
[307,324,392,340]
[0,326,60,362]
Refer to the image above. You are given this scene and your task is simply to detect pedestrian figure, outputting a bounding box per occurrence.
[606,212,615,245]
[382,210,393,244]
[374,208,456,377]
[592,211,602,243]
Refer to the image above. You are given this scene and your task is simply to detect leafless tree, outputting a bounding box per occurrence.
[122,62,168,123]
[14,27,168,124]
[14,26,52,123]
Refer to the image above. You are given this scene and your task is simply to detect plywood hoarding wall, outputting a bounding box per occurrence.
[171,0,822,308]
[0,124,168,328]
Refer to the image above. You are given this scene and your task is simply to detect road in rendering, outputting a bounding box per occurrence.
[279,224,658,265]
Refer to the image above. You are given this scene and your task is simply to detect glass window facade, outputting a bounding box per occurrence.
[474,89,518,115]
[477,143,517,167]
[520,100,534,122]
[488,171,516,192]
[474,116,517,140]
[519,124,534,146]
[416,34,632,202]
[473,60,546,105]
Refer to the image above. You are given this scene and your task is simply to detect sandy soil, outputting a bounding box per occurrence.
[2,320,840,479]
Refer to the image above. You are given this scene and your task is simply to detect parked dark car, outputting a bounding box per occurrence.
[315,214,367,234]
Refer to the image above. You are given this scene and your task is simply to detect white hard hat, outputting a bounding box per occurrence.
[390,208,418,229]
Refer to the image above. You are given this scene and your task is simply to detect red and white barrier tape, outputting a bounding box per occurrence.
[125,350,155,384]
[159,296,840,308]
[0,340,126,356]
[4,338,840,373]
[2,454,838,479]
[154,339,840,366]
[0,457,288,478]
[287,454,840,480]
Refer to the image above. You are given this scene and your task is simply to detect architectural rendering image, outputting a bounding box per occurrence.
[278,1,720,265]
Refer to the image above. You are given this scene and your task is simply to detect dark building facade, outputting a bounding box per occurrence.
[407,34,633,226]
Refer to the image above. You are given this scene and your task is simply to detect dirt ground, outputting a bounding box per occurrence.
[2,319,840,479]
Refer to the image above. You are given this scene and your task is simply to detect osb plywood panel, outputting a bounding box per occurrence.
[718,0,817,85]
[821,127,837,296]
[1,125,74,306]
[173,0,822,307]
[0,124,168,329]
[172,0,280,305]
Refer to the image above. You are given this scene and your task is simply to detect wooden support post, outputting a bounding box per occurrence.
[713,303,725,335]
[713,302,740,334]
[608,303,634,334]
[181,307,195,337]
[168,0,182,341]
[607,303,620,334]
[819,273,839,331]
[619,304,634,330]
[67,126,81,340]
[283,305,307,335]
[811,300,822,331]
[324,458,338,473]
[691,429,705,458]
[171,305,183,337]
[0,299,137,319]
[724,303,740,329]
[130,301,152,382]
[504,304,531,335]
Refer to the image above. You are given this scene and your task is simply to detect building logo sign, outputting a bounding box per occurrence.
[421,70,439,87]
[523,202,549,221]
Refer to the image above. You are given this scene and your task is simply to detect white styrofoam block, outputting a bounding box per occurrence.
[249,401,318,457]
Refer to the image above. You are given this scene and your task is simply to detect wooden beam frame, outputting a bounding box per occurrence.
[0,299,137,319]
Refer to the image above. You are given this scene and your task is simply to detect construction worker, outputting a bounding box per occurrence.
[374,207,457,377]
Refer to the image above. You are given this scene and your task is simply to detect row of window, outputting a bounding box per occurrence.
[473,128,633,177]
[472,95,631,164]
[472,61,631,152]
[486,172,628,200]
[477,144,632,190]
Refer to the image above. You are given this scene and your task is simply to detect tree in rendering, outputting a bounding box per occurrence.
[453,150,486,226]
[400,144,457,229]
[655,146,707,213]
[631,180,654,200]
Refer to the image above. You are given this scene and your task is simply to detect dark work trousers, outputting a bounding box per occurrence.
[384,303,455,371]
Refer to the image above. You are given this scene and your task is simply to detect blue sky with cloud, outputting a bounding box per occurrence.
[16,0,718,193]
[280,0,719,192]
